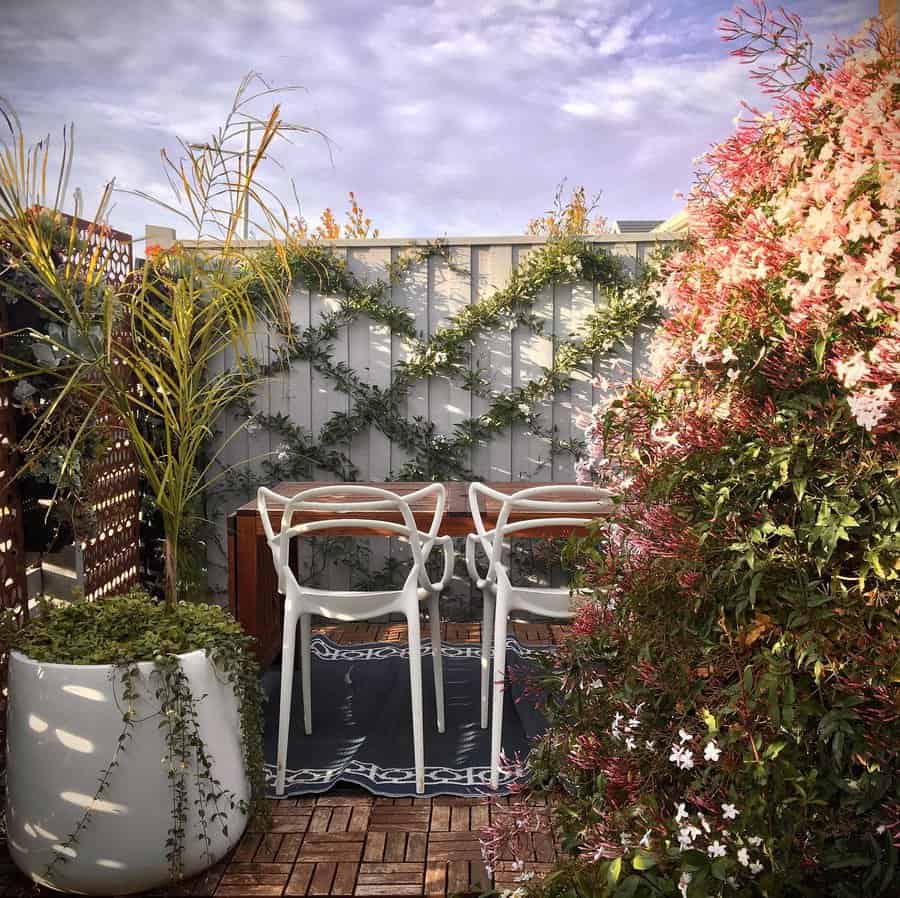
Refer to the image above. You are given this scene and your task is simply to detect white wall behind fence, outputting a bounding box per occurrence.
[159,232,676,603]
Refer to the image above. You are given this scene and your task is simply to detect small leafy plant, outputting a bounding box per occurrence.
[2,591,269,881]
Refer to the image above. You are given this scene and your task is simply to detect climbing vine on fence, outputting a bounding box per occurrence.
[226,236,663,492]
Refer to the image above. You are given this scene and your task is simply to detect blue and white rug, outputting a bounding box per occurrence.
[262,635,549,797]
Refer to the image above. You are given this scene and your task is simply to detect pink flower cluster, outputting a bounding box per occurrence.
[625,12,899,438]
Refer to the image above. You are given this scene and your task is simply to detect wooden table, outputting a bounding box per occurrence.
[228,481,604,664]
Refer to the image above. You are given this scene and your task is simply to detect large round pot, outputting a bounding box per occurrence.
[5,649,250,895]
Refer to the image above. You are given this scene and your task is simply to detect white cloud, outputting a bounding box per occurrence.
[0,0,872,241]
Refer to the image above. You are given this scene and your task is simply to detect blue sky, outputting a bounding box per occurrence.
[0,0,872,247]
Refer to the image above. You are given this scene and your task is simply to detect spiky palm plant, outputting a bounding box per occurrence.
[0,76,319,605]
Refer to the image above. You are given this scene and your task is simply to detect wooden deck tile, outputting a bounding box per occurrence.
[285,863,315,896]
[424,862,446,896]
[300,833,365,863]
[383,831,407,862]
[254,833,284,862]
[308,862,337,895]
[275,833,305,864]
[363,831,386,862]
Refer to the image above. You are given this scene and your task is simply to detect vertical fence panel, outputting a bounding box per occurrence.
[346,247,393,480]
[428,246,472,454]
[551,283,576,481]
[568,281,596,477]
[310,258,350,469]
[395,250,429,471]
[510,246,554,481]
[470,244,514,480]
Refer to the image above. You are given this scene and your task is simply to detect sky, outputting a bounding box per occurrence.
[0,0,873,250]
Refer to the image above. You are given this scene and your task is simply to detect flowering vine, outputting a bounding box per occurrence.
[492,7,899,898]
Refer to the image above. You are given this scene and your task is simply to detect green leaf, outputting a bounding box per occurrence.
[614,876,643,898]
[607,857,623,885]
[814,334,827,369]
[632,850,657,870]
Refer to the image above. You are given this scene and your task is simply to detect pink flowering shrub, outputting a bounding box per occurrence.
[494,7,899,897]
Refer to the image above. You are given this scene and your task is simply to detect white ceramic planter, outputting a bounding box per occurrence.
[5,649,250,895]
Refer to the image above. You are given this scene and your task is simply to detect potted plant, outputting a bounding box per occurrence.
[0,80,308,894]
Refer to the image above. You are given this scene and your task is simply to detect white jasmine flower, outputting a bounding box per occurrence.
[722,803,739,820]
[645,740,655,750]
[699,813,711,834]
[675,803,689,823]
[877,825,886,835]
[678,825,701,849]
[737,847,751,867]
[669,744,695,770]
[707,841,727,858]
[721,346,737,363]
[589,678,604,690]
[750,861,764,874]
[747,836,762,847]
[704,740,722,762]
[678,728,693,743]
[640,830,652,849]
[625,736,637,751]
[678,872,692,898]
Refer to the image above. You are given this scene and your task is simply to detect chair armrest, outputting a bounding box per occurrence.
[465,532,495,591]
[419,535,455,593]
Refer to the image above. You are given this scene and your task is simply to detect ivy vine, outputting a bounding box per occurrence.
[217,236,664,595]
[228,235,662,490]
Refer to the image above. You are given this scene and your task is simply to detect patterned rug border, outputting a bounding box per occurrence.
[266,635,553,799]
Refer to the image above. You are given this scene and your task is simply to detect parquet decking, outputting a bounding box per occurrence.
[0,622,567,897]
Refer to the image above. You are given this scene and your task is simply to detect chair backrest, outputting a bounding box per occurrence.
[257,483,447,593]
[468,482,613,585]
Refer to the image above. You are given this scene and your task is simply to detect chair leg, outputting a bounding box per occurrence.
[490,592,509,790]
[276,603,299,797]
[429,593,445,734]
[300,613,312,736]
[480,592,495,730]
[406,608,426,794]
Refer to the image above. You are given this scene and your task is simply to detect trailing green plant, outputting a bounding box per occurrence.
[1,591,270,880]
[37,660,139,883]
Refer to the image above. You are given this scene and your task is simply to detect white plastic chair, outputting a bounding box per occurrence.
[466,482,613,788]
[258,483,454,795]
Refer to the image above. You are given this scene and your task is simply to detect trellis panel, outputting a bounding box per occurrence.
[205,234,675,599]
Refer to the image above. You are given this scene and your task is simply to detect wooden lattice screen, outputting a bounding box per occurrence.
[0,299,28,627]
[70,219,142,600]
[0,216,140,614]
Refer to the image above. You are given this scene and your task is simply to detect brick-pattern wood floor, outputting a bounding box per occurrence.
[0,622,567,897]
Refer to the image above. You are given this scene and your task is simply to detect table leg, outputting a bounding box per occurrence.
[230,512,281,666]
